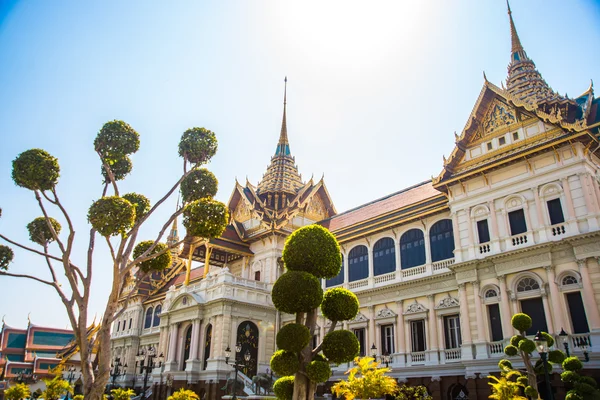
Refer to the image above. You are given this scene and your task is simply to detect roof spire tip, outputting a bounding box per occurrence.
[483,70,488,83]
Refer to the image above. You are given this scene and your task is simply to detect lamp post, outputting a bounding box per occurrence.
[380,352,392,368]
[559,328,570,357]
[225,343,244,400]
[65,366,76,400]
[370,343,377,361]
[534,331,554,400]
[136,346,164,399]
[559,328,590,362]
[110,357,127,388]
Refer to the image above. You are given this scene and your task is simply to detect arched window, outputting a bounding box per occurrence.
[515,277,546,335]
[400,229,425,269]
[348,246,368,282]
[153,305,162,327]
[203,324,212,370]
[373,238,395,276]
[326,255,344,287]
[516,277,540,292]
[429,219,455,262]
[236,321,259,378]
[128,318,132,330]
[485,289,498,299]
[144,307,153,329]
[562,275,579,286]
[183,325,193,362]
[116,321,120,332]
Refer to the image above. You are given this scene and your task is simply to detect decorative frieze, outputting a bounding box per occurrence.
[434,296,460,309]
[405,302,428,314]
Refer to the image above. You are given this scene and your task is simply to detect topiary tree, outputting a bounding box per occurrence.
[332,356,398,400]
[394,384,432,400]
[110,388,135,400]
[0,121,228,400]
[4,383,31,400]
[270,224,360,400]
[167,388,200,400]
[42,376,73,400]
[561,356,600,399]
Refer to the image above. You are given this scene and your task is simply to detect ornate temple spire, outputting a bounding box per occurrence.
[167,198,181,252]
[257,78,304,196]
[507,0,527,64]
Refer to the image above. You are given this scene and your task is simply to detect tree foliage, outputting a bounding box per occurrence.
[101,156,132,182]
[111,388,135,400]
[178,127,217,165]
[276,323,311,353]
[88,196,135,236]
[321,287,359,322]
[167,388,200,400]
[133,241,172,272]
[27,216,62,245]
[122,193,151,223]
[12,148,60,191]
[272,270,323,314]
[332,357,398,400]
[0,245,14,270]
[94,120,140,159]
[487,369,526,400]
[282,224,341,278]
[182,198,228,238]
[42,376,73,400]
[180,168,218,203]
[394,385,432,400]
[4,383,31,400]
[273,376,295,400]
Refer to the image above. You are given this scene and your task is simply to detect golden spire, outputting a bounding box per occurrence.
[507,0,525,57]
[276,77,290,156]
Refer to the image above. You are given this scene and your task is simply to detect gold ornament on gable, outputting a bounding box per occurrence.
[483,100,517,135]
[234,200,252,223]
[305,195,327,221]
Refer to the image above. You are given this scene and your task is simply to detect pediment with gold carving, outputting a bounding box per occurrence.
[233,198,253,223]
[304,194,327,221]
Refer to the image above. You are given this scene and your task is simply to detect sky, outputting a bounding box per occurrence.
[0,0,599,329]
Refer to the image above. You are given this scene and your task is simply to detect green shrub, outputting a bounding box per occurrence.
[12,148,60,191]
[524,386,538,398]
[565,391,584,400]
[273,376,294,400]
[27,217,62,245]
[88,196,135,236]
[101,156,132,182]
[563,356,584,372]
[321,288,359,322]
[534,359,553,375]
[313,353,327,362]
[574,382,596,395]
[504,345,518,356]
[0,245,14,270]
[182,198,228,238]
[133,241,172,272]
[517,339,535,354]
[282,225,341,278]
[541,331,555,348]
[94,120,140,158]
[517,376,529,386]
[178,127,217,165]
[511,313,532,332]
[270,350,300,377]
[579,375,597,388]
[122,193,151,223]
[498,359,512,371]
[272,271,323,314]
[306,360,332,383]
[510,335,525,347]
[322,330,360,364]
[180,168,218,203]
[561,370,579,383]
[276,323,311,353]
[548,349,565,364]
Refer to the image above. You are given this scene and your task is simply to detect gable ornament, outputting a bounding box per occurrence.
[405,302,428,314]
[375,307,397,319]
[435,295,460,309]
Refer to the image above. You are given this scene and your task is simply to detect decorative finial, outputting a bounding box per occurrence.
[1,315,5,325]
[27,312,31,325]
[284,76,287,105]
[454,131,459,141]
[483,70,488,83]
[443,155,447,164]
[507,0,526,59]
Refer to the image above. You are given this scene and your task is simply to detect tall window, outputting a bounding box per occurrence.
[354,328,366,357]
[373,238,396,276]
[487,304,503,342]
[128,318,132,330]
[203,324,212,370]
[443,315,462,349]
[116,321,120,332]
[153,305,162,327]
[254,271,261,281]
[183,325,192,362]
[477,219,491,243]
[400,230,426,269]
[380,324,395,355]
[547,199,565,225]
[410,320,426,352]
[519,298,547,335]
[326,255,344,287]
[144,307,153,329]
[429,220,455,262]
[508,209,527,235]
[566,292,590,334]
[348,246,368,282]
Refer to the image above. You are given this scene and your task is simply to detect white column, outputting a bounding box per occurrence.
[523,203,534,242]
[545,266,564,333]
[541,293,554,335]
[189,319,201,360]
[367,245,374,285]
[489,200,501,252]
[423,228,432,266]
[502,210,510,238]
[497,276,514,338]
[164,323,180,372]
[579,174,600,230]
[343,252,349,285]
[394,240,401,276]
[533,187,548,242]
[472,281,488,359]
[561,177,577,219]
[451,211,464,262]
[395,301,406,367]
[426,295,438,365]
[578,259,600,330]
[458,283,473,360]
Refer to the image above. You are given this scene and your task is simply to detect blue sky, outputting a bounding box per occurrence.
[0,1,599,329]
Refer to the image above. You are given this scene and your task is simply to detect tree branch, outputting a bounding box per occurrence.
[0,271,55,287]
[97,151,119,197]
[105,237,117,264]
[312,320,338,356]
[112,271,149,322]
[0,234,64,263]
[33,190,67,253]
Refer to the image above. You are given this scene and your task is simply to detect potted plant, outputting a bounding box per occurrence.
[332,357,397,400]
[4,383,31,400]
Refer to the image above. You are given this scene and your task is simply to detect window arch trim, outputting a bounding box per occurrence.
[480,284,501,303]
[504,194,526,211]
[512,272,544,299]
[373,237,396,276]
[557,270,583,291]
[144,307,154,329]
[348,245,369,282]
[400,228,426,270]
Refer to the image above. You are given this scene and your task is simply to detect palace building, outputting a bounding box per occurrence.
[111,5,600,400]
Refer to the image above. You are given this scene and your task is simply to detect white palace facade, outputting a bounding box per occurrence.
[110,6,600,400]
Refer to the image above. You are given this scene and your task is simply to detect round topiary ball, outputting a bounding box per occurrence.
[133,241,172,273]
[322,330,359,364]
[566,391,584,400]
[504,345,518,357]
[517,376,528,386]
[182,199,228,238]
[122,193,151,223]
[498,359,512,371]
[178,127,218,165]
[88,196,135,237]
[101,156,132,183]
[12,149,60,191]
[548,349,566,364]
[306,360,332,383]
[321,288,359,322]
[510,335,525,347]
[0,245,14,270]
[574,382,596,395]
[579,375,597,388]
[180,168,218,203]
[94,120,140,158]
[313,353,327,362]
[272,271,323,314]
[561,370,579,383]
[282,225,341,279]
[524,386,538,398]
[273,376,294,400]
[511,313,532,332]
[563,356,584,372]
[518,339,536,354]
[541,331,555,348]
[534,359,553,376]
[27,217,62,245]
[270,350,299,377]
[276,323,311,353]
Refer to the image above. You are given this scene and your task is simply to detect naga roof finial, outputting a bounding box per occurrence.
[275,77,290,156]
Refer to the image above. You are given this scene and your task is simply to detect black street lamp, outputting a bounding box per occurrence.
[226,343,248,400]
[65,366,76,400]
[136,346,164,399]
[370,343,377,361]
[380,352,392,368]
[110,357,127,388]
[534,331,554,400]
[559,328,590,362]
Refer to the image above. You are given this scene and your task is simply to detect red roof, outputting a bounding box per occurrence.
[321,181,441,232]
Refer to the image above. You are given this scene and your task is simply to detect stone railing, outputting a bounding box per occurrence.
[443,348,461,362]
[510,233,529,247]
[402,265,426,278]
[550,223,567,237]
[349,279,369,290]
[432,258,455,272]
[488,340,507,357]
[479,243,491,254]
[409,351,425,364]
[374,272,396,284]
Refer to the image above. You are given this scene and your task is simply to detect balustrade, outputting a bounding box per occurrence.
[374,272,396,284]
[432,258,455,272]
[409,351,425,364]
[444,348,461,362]
[402,265,426,278]
[550,223,566,237]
